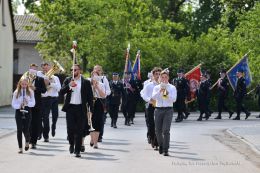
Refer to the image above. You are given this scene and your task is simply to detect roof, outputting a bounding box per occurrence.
[14,15,42,43]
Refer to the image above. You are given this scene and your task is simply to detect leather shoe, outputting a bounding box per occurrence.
[214,116,221,119]
[98,138,102,142]
[164,152,169,156]
[25,143,29,151]
[90,142,94,147]
[233,116,240,120]
[75,153,81,158]
[245,112,251,120]
[159,146,163,154]
[229,112,234,119]
[197,117,202,121]
[80,145,85,152]
[44,138,49,142]
[69,145,74,154]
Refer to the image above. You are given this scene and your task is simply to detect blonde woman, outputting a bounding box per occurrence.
[90,71,106,148]
[12,78,35,153]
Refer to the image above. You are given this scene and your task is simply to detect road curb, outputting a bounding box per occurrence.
[226,128,260,155]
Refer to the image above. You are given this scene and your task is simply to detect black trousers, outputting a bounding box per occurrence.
[15,108,31,148]
[217,96,231,115]
[147,104,158,147]
[41,97,59,139]
[235,97,249,116]
[127,95,138,120]
[66,104,85,153]
[109,104,120,124]
[175,96,185,119]
[30,107,41,144]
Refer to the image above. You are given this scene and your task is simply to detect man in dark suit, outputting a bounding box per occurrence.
[28,64,47,149]
[173,69,190,122]
[215,69,233,119]
[233,69,251,120]
[60,64,93,157]
[196,74,211,121]
[108,72,124,128]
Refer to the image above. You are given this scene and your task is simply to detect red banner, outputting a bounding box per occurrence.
[185,64,202,102]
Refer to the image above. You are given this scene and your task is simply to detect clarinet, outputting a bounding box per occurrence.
[20,89,28,119]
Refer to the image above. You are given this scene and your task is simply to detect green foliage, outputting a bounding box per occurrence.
[23,0,260,110]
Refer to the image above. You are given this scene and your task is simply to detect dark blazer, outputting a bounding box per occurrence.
[108,81,124,105]
[60,76,93,115]
[34,76,47,109]
[234,77,247,99]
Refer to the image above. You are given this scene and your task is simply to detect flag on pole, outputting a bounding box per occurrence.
[124,43,132,73]
[132,50,141,80]
[227,54,252,91]
[185,64,202,102]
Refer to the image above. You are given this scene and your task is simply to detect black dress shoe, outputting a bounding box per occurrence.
[113,125,117,128]
[197,117,202,121]
[184,112,190,119]
[175,118,183,123]
[159,146,163,154]
[69,145,74,154]
[90,142,94,147]
[214,116,221,119]
[75,153,81,158]
[256,115,260,118]
[44,138,49,142]
[51,124,56,137]
[233,116,240,120]
[25,143,29,151]
[229,112,234,119]
[80,145,85,152]
[98,138,102,142]
[245,112,251,120]
[164,152,169,156]
[154,146,158,151]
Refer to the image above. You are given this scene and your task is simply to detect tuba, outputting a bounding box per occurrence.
[45,60,65,79]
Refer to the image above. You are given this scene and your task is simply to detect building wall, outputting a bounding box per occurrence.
[14,43,43,74]
[0,0,14,106]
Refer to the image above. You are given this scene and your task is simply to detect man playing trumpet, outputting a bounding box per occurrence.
[152,69,177,156]
[38,62,61,142]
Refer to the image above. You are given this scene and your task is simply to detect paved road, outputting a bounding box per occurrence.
[1,108,260,173]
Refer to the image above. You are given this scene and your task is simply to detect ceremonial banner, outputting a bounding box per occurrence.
[185,64,202,102]
[227,55,252,91]
[132,50,141,80]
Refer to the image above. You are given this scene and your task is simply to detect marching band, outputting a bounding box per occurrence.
[10,44,258,158]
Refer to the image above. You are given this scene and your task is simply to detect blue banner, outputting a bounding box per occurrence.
[227,55,252,90]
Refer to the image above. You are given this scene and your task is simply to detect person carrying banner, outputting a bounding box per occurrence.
[233,69,251,120]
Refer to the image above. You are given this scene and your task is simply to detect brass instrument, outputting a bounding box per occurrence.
[45,60,65,78]
[160,83,169,99]
[20,71,36,87]
[87,112,95,132]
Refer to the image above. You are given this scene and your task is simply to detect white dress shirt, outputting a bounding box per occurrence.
[12,89,35,109]
[143,79,152,87]
[152,83,177,107]
[141,81,158,103]
[70,77,82,104]
[42,75,61,97]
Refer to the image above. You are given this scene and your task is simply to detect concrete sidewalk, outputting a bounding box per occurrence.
[227,125,260,154]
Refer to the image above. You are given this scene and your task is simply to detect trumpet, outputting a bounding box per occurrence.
[87,112,95,132]
[160,83,169,99]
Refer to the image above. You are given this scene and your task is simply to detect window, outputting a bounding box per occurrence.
[13,49,19,74]
[2,0,6,27]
